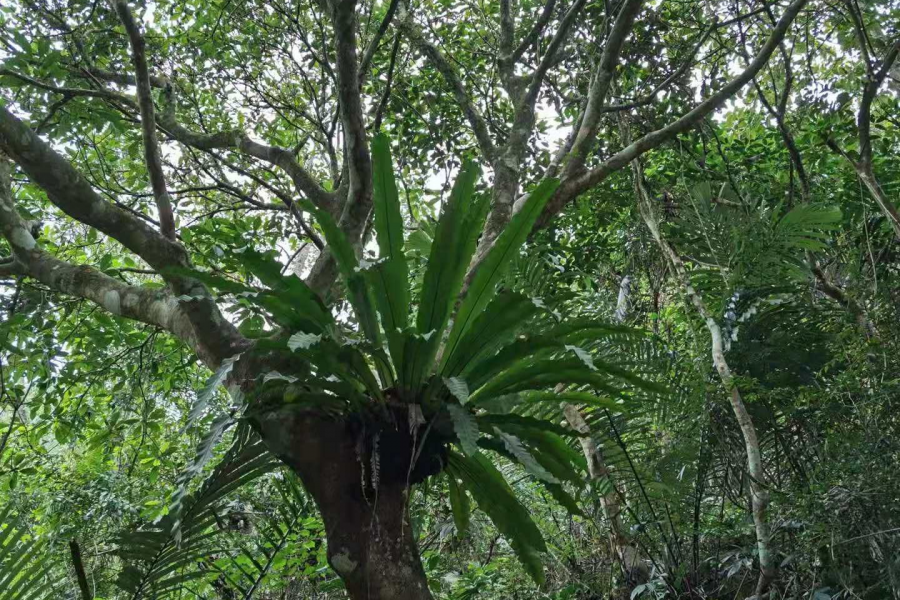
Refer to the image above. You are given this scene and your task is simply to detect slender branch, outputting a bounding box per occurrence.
[398,4,497,162]
[526,0,588,103]
[539,0,809,227]
[112,0,176,240]
[158,100,336,214]
[842,0,873,74]
[812,265,879,339]
[509,0,557,65]
[563,0,644,177]
[594,21,714,117]
[358,0,400,83]
[33,66,336,214]
[624,118,774,595]
[374,33,402,132]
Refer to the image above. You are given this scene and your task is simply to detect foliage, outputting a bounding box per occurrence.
[1,0,899,598]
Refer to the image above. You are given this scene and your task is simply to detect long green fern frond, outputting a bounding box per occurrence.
[0,506,57,600]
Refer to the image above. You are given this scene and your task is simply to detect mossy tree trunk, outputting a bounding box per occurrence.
[253,407,438,600]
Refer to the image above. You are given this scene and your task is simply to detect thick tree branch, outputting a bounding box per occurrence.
[858,38,900,166]
[305,0,378,296]
[398,5,497,162]
[0,108,245,366]
[562,0,643,177]
[0,68,138,109]
[499,0,515,56]
[0,256,24,278]
[160,110,337,215]
[0,160,206,358]
[330,0,373,224]
[0,106,185,270]
[69,540,93,600]
[82,67,169,88]
[538,0,809,227]
[112,0,176,240]
[828,29,900,239]
[477,0,587,252]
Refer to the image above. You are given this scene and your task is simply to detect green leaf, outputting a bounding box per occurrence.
[167,413,235,537]
[442,179,560,369]
[117,428,278,598]
[441,291,539,376]
[447,474,471,536]
[469,360,620,404]
[239,248,334,330]
[370,134,410,369]
[288,331,323,351]
[443,376,470,404]
[412,162,483,388]
[522,391,625,412]
[187,353,242,427]
[298,200,380,345]
[0,507,56,600]
[448,451,546,584]
[499,427,586,483]
[477,413,579,438]
[493,427,559,484]
[447,403,479,456]
[371,134,408,275]
[542,482,583,516]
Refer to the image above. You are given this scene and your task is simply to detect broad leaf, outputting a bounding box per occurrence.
[442,178,560,370]
[448,451,547,584]
[447,403,479,456]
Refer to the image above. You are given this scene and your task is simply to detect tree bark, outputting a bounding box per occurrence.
[69,540,93,600]
[561,403,647,583]
[252,407,437,600]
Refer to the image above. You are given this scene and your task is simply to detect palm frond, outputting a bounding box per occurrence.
[116,426,279,599]
[0,506,57,600]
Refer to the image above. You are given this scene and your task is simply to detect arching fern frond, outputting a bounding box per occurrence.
[116,425,279,599]
[0,505,57,600]
[200,474,322,599]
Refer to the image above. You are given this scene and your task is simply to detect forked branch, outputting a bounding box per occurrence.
[111,0,176,240]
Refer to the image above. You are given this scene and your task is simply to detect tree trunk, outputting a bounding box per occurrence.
[561,403,647,583]
[252,407,436,600]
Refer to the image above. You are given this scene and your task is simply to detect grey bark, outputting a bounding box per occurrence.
[112,0,177,240]
[562,402,647,582]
